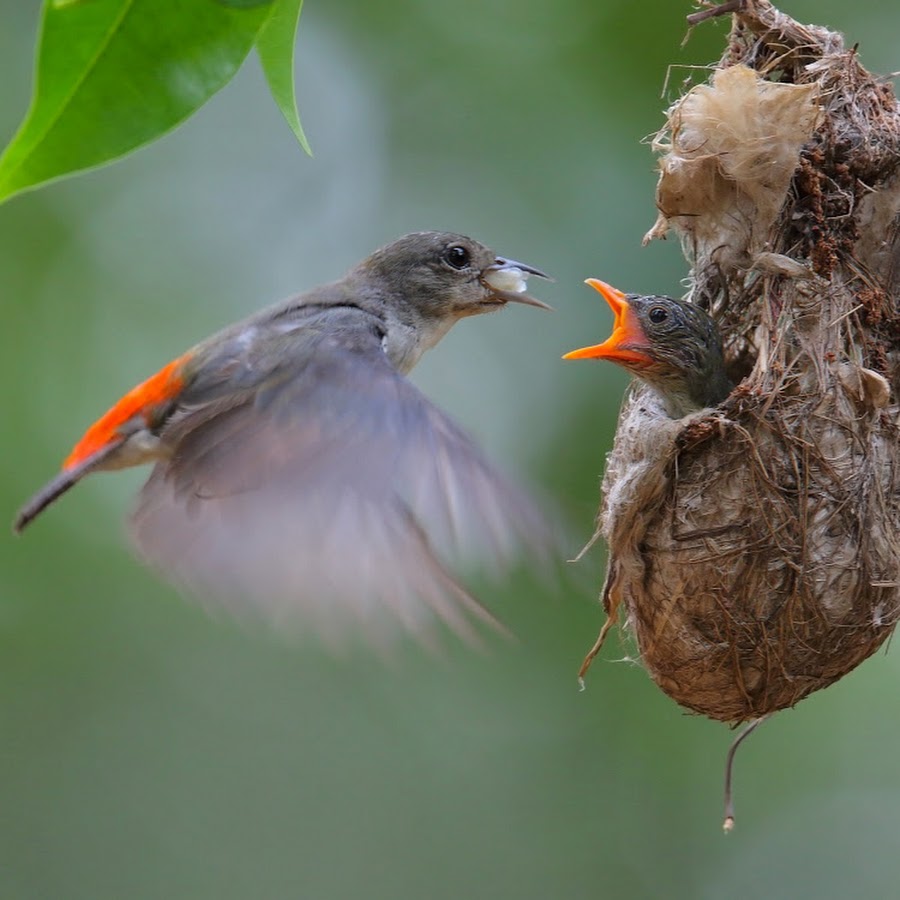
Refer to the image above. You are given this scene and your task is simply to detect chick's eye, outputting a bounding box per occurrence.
[445,245,470,269]
[648,306,669,324]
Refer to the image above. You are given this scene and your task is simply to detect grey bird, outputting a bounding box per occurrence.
[14,231,553,645]
[564,278,732,417]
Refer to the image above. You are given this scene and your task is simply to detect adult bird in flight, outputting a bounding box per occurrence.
[15,232,554,646]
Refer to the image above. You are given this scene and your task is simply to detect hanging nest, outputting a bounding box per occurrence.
[583,0,900,723]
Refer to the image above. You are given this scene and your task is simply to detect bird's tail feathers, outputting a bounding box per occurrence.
[13,439,126,533]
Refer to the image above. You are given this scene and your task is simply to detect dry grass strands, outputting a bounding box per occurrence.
[644,64,819,265]
[582,0,900,735]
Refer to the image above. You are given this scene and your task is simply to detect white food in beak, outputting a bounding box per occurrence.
[484,267,528,293]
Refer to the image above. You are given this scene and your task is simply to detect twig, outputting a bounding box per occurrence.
[722,714,770,832]
[577,613,617,688]
[686,1,743,27]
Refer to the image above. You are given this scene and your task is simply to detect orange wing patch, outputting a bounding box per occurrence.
[63,352,192,471]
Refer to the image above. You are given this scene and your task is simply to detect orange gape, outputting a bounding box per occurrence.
[62,352,192,471]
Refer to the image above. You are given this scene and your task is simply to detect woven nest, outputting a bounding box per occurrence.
[585,0,900,723]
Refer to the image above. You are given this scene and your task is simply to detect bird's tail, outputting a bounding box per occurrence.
[13,440,125,534]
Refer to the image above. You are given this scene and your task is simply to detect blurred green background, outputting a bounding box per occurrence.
[2,2,899,898]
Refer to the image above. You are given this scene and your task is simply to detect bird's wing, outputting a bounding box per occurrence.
[129,311,553,647]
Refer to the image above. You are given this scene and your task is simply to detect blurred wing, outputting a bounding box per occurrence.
[129,316,553,646]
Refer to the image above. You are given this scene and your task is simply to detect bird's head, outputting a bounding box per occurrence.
[361,231,552,322]
[564,279,732,418]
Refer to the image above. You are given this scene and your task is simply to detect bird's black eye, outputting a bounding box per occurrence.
[445,245,471,270]
[648,306,669,324]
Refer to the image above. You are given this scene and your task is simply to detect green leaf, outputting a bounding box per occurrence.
[256,0,311,155]
[0,0,275,205]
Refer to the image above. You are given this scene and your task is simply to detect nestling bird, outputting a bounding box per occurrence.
[15,231,553,645]
[563,278,732,417]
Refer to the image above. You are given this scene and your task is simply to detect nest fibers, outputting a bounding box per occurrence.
[643,64,819,265]
[582,0,900,723]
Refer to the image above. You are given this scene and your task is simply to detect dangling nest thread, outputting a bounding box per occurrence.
[584,0,900,723]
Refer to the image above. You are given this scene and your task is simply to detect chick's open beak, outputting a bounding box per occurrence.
[482,257,554,311]
[563,279,652,363]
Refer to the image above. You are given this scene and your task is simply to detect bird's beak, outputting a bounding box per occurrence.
[563,279,652,363]
[482,257,554,311]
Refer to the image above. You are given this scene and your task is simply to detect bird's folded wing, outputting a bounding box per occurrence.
[129,315,553,646]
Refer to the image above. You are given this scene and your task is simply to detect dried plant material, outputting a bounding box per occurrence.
[599,374,900,721]
[583,0,900,726]
[645,65,819,266]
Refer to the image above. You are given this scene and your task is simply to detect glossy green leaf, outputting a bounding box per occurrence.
[0,0,274,204]
[256,0,311,155]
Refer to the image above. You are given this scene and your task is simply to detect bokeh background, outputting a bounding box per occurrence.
[2,1,899,897]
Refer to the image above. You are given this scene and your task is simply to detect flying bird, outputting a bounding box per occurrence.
[15,231,554,645]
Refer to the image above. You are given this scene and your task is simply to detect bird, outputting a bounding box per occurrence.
[14,231,554,646]
[563,279,732,417]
